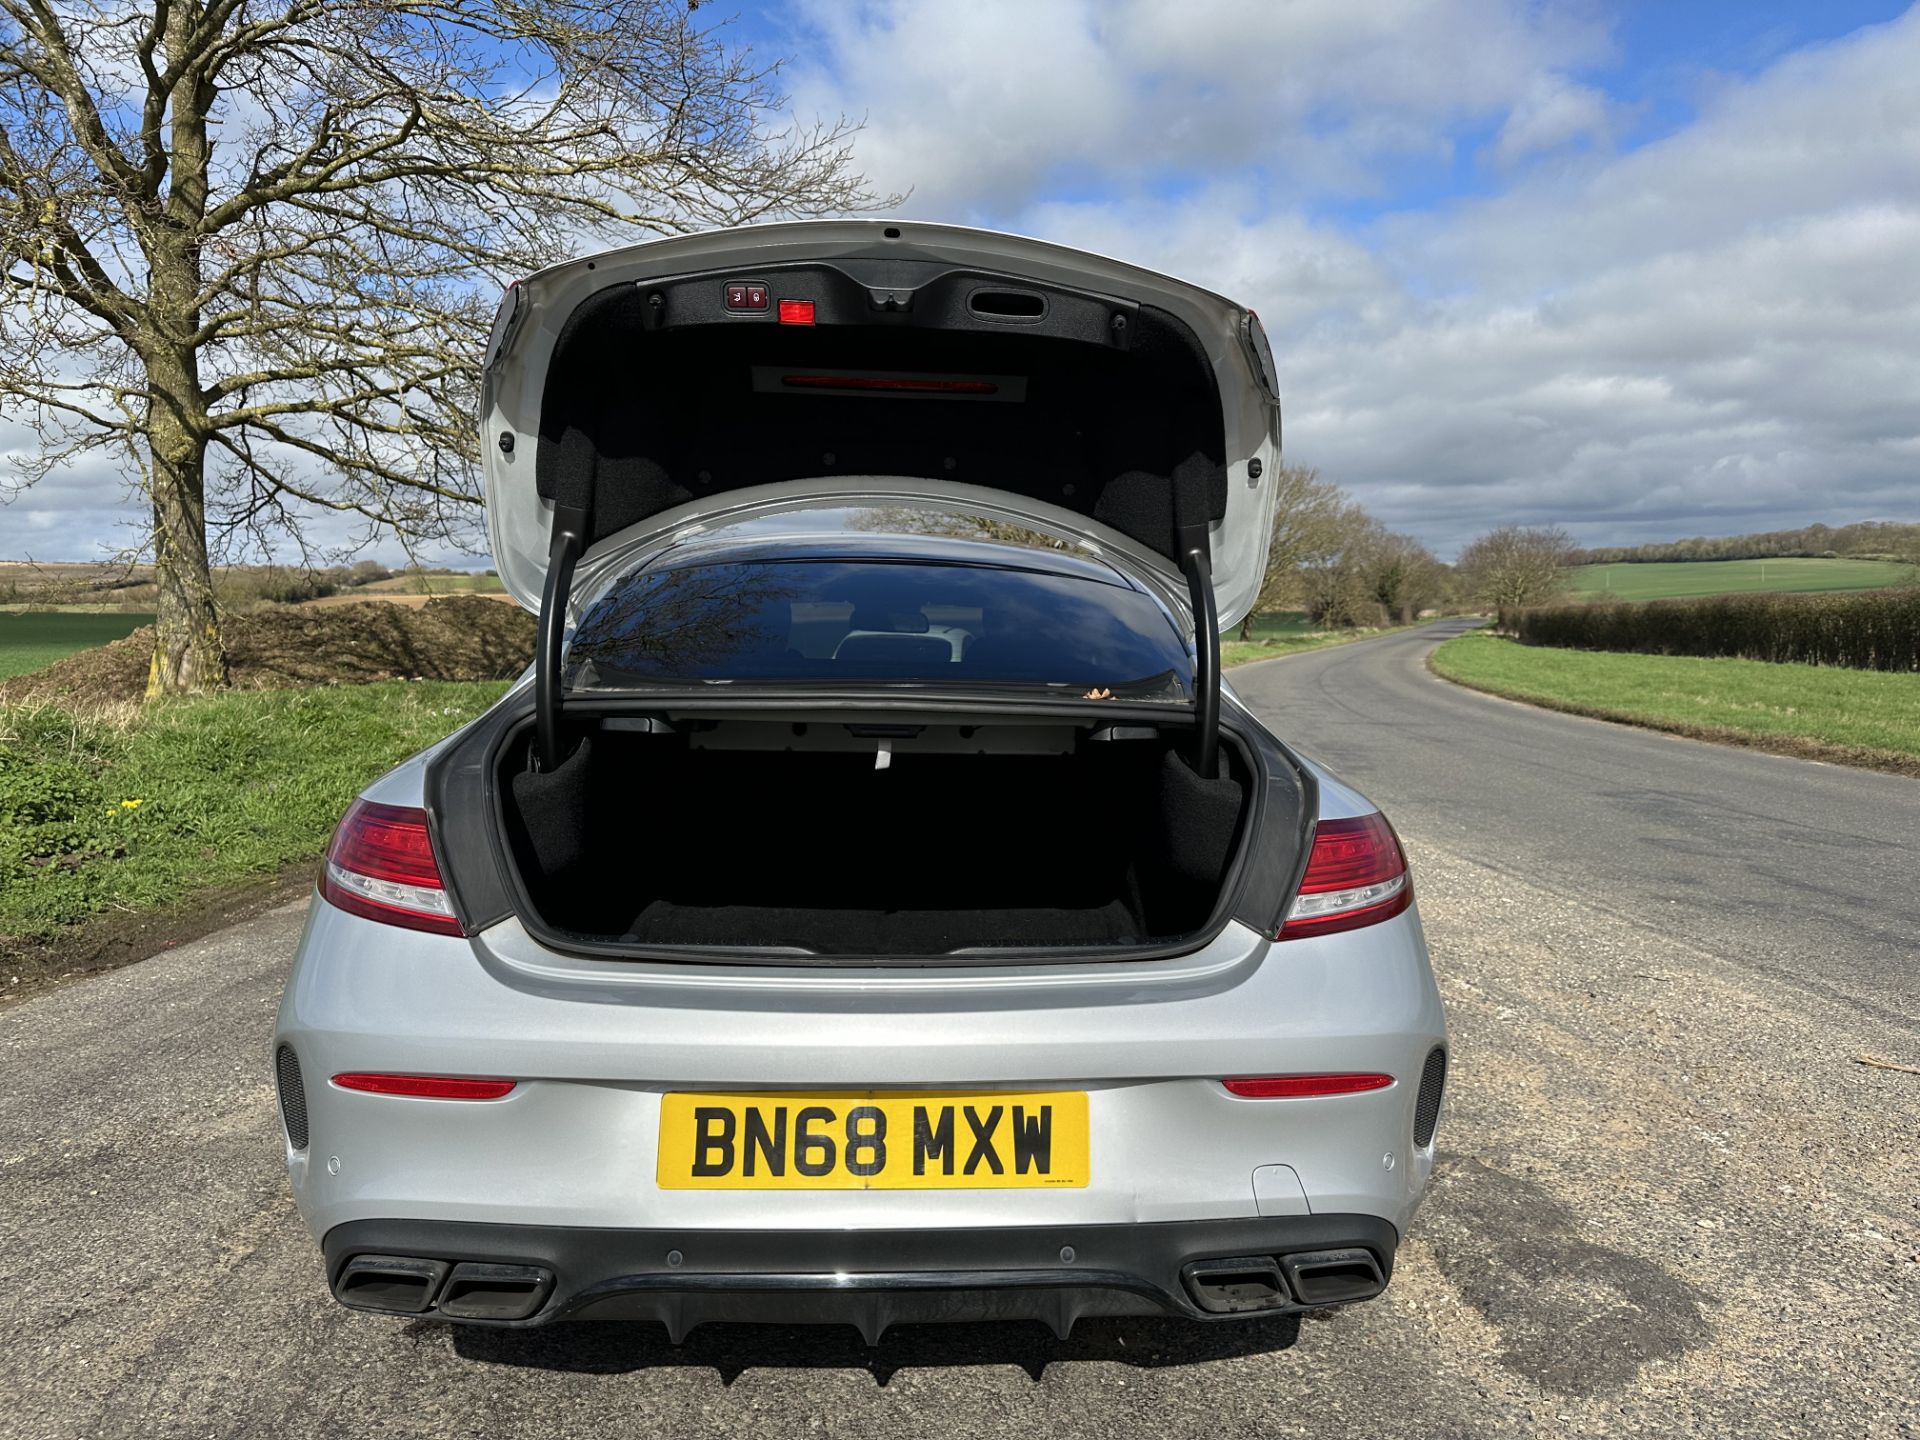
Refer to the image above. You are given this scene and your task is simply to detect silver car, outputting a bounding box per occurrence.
[273,221,1447,1340]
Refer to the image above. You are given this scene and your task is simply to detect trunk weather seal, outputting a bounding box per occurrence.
[546,690,1198,721]
[475,695,1274,969]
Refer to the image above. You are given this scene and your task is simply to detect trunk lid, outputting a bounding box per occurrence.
[479,220,1282,629]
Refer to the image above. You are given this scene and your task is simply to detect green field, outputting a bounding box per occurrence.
[1,680,508,959]
[0,611,153,680]
[1431,631,1920,773]
[1220,611,1416,668]
[1567,557,1912,602]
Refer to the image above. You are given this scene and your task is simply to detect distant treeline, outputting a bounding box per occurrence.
[1572,520,1920,565]
[1504,588,1920,672]
[1,560,494,612]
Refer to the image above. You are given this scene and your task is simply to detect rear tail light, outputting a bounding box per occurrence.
[332,1073,515,1100]
[1279,812,1411,941]
[320,799,464,936]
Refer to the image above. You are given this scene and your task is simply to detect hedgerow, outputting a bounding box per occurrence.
[1501,587,1920,671]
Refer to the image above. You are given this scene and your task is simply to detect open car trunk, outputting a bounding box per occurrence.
[479,223,1284,791]
[495,713,1255,958]
[481,222,1282,627]
[441,223,1301,961]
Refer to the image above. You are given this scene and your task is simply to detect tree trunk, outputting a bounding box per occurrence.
[146,428,227,696]
[144,4,224,698]
[139,326,224,696]
[1239,613,1255,641]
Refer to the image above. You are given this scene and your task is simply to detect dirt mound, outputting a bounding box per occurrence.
[301,590,516,608]
[0,596,535,708]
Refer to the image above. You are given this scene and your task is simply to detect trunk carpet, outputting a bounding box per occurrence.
[505,733,1247,954]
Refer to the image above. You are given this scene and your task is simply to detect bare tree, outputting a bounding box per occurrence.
[1457,524,1578,609]
[1,1,884,694]
[1237,464,1354,639]
[847,506,1068,553]
[1360,525,1445,623]
[1294,499,1380,629]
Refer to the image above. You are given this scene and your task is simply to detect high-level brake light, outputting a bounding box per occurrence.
[1279,812,1411,940]
[320,799,464,936]
[780,373,998,394]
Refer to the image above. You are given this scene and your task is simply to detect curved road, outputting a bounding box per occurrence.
[3,623,1915,1439]
[1232,620,1920,1026]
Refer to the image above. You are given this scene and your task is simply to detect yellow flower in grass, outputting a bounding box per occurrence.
[120,799,143,809]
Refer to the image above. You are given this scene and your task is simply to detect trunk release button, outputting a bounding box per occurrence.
[725,282,769,312]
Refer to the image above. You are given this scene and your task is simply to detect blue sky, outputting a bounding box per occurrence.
[761,0,1920,555]
[4,0,1917,562]
[1305,0,1905,224]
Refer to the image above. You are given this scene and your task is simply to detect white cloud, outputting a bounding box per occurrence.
[1411,9,1920,289]
[789,0,1614,213]
[0,418,483,566]
[1305,10,1920,551]
[1489,75,1617,167]
[787,0,1131,216]
[797,2,1920,555]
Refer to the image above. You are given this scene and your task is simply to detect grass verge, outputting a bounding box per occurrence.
[1221,613,1423,668]
[1,680,508,995]
[1430,632,1920,776]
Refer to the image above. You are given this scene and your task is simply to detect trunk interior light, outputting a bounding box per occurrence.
[320,798,465,936]
[1279,812,1411,940]
[777,299,816,325]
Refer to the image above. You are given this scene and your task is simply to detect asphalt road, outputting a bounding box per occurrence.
[3,622,1915,1439]
[1236,620,1920,1025]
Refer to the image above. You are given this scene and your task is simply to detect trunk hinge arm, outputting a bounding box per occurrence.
[1183,546,1221,779]
[533,507,586,771]
[534,424,596,772]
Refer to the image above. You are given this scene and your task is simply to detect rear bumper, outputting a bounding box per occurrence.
[275,899,1448,1239]
[323,1214,1398,1339]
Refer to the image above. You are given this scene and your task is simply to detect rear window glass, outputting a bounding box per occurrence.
[567,558,1191,700]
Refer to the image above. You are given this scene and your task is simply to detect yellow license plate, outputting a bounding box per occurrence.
[657,1090,1089,1190]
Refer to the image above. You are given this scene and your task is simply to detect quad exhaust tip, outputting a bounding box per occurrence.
[1182,1248,1387,1314]
[1182,1255,1290,1314]
[437,1262,556,1321]
[334,1255,553,1322]
[335,1255,449,1314]
[1280,1248,1386,1307]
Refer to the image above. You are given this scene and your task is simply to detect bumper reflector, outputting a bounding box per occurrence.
[1222,1073,1394,1098]
[333,1073,517,1100]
